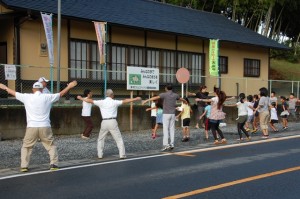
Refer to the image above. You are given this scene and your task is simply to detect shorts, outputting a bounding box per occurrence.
[247,115,254,123]
[151,116,156,129]
[204,118,211,130]
[281,115,288,119]
[270,119,278,124]
[182,118,190,127]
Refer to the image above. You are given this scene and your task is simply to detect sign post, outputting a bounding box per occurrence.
[127,66,159,131]
[176,68,190,127]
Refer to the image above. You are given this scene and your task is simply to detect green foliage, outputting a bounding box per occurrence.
[270,59,300,80]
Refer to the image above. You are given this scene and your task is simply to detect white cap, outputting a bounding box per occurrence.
[33,82,43,89]
[38,77,49,83]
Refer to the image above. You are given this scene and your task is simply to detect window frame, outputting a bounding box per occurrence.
[219,56,228,74]
[244,58,260,77]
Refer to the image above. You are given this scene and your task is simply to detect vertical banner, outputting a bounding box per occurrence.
[209,39,219,77]
[41,12,54,65]
[94,21,107,97]
[94,22,107,64]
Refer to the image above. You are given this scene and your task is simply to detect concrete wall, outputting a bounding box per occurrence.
[0,105,239,140]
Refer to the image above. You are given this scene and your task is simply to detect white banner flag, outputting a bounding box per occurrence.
[94,22,106,64]
[41,12,54,65]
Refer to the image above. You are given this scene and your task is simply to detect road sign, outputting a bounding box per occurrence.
[127,66,159,90]
[176,68,190,83]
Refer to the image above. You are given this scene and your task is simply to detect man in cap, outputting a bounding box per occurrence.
[77,89,141,159]
[0,80,77,172]
[38,77,50,93]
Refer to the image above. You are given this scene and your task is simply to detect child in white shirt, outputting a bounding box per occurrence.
[269,102,279,132]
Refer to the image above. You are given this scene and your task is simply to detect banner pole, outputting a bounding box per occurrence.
[57,0,61,93]
[104,23,108,98]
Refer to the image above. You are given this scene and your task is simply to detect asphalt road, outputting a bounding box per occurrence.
[1,136,300,199]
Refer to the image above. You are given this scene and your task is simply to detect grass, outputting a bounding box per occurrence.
[270,59,300,81]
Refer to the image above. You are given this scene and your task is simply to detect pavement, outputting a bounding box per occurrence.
[0,122,299,178]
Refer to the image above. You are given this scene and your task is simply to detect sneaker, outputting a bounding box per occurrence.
[181,137,187,142]
[169,145,174,150]
[214,140,220,145]
[261,136,269,139]
[283,126,288,130]
[50,164,59,171]
[237,138,244,141]
[120,156,127,159]
[161,145,171,152]
[251,128,258,133]
[20,167,28,172]
[81,134,90,140]
[221,139,227,144]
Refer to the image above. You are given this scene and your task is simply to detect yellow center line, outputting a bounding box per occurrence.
[173,152,196,157]
[162,166,300,199]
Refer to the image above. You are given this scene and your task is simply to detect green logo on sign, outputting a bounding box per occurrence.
[129,74,141,85]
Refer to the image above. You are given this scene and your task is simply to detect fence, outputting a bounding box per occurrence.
[0,64,299,106]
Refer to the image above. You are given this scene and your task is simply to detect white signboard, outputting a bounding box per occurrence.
[127,66,159,90]
[4,64,16,80]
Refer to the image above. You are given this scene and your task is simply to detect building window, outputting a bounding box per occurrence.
[70,39,102,80]
[70,40,205,84]
[147,49,160,68]
[129,47,144,67]
[244,58,260,77]
[110,45,126,81]
[162,51,175,83]
[178,52,203,84]
[219,56,228,74]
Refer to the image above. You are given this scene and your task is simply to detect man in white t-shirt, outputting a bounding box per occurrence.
[77,89,141,159]
[0,80,77,172]
[38,76,51,93]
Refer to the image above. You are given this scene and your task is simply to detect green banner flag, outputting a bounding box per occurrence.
[209,39,219,77]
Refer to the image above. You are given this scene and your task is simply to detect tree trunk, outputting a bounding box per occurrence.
[294,33,300,56]
[232,0,238,22]
[262,3,274,37]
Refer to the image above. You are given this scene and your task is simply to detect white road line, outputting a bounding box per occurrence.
[1,134,299,181]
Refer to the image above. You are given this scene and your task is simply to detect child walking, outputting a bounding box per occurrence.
[280,96,289,130]
[245,95,254,132]
[252,94,260,133]
[176,97,192,142]
[146,98,163,139]
[199,102,211,141]
[269,102,279,132]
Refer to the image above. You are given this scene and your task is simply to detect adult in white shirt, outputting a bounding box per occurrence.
[0,80,77,172]
[77,89,141,159]
[38,76,51,93]
[80,89,94,139]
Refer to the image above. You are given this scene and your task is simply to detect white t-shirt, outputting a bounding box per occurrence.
[270,107,278,120]
[82,97,92,116]
[16,91,60,127]
[93,97,123,119]
[246,101,254,116]
[236,102,248,116]
[151,102,157,117]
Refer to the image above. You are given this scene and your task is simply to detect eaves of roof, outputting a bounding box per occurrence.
[0,0,289,50]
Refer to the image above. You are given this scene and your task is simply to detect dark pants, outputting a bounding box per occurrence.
[210,120,225,140]
[237,115,249,139]
[82,116,94,137]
